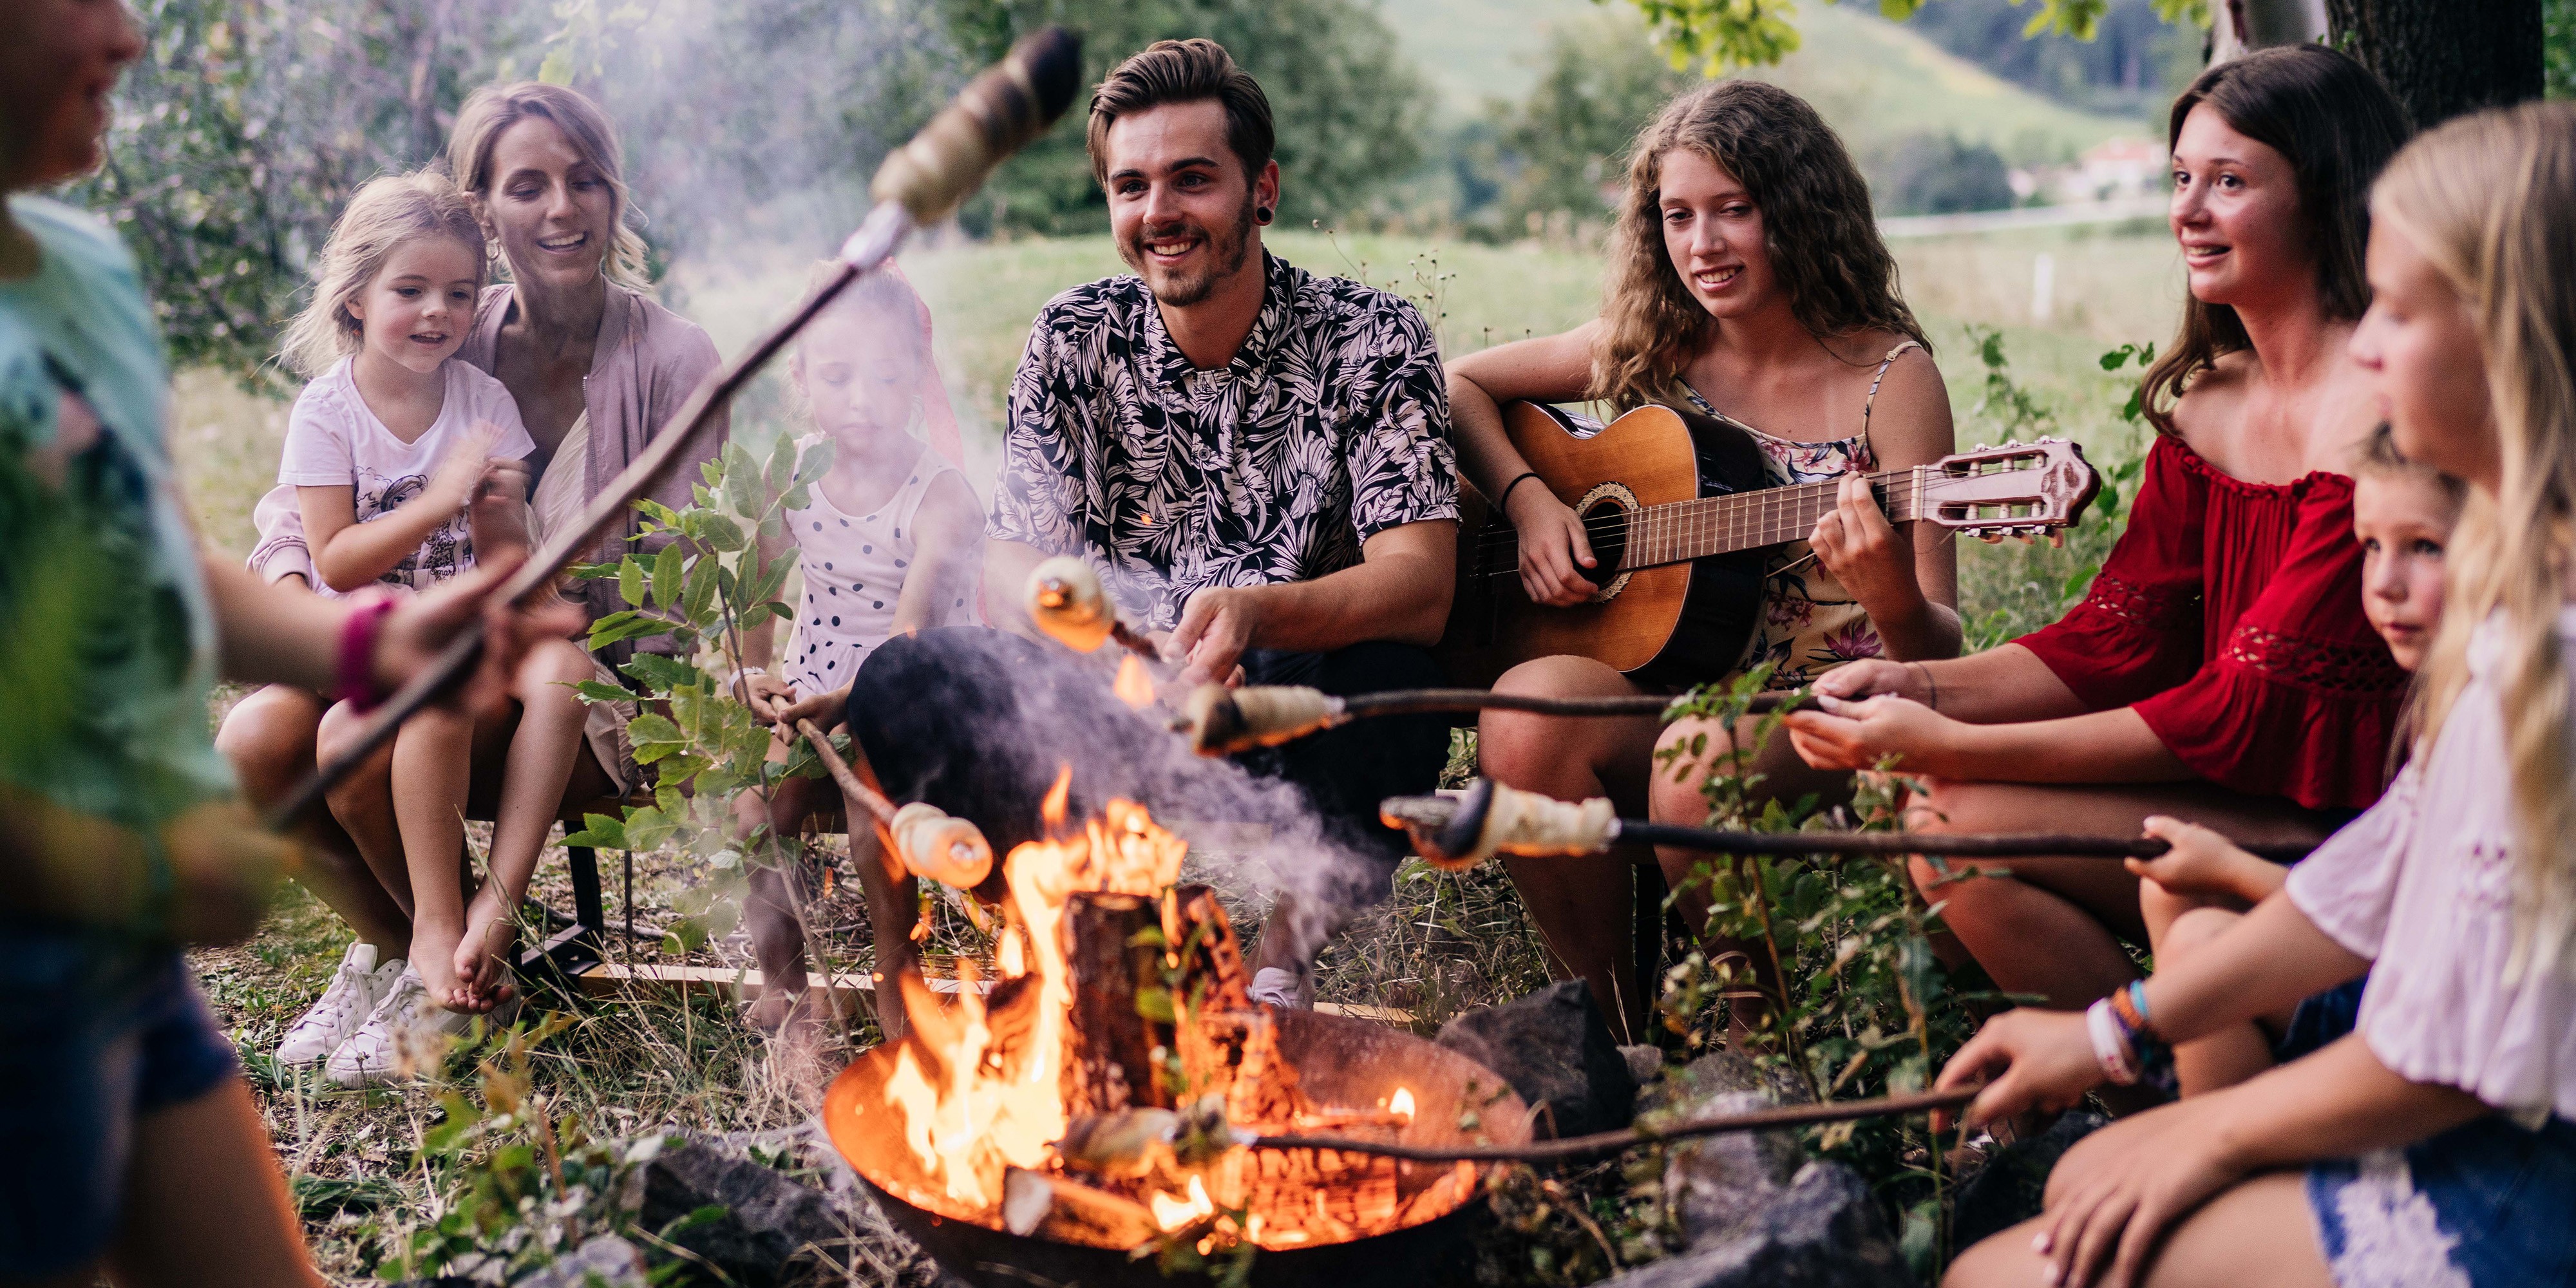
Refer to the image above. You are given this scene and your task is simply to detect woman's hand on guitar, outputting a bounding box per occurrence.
[1783,692,1957,772]
[1506,484,1598,606]
[1809,473,1923,621]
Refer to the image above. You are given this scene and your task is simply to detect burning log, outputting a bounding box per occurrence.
[1174,685,1818,757]
[1381,779,2318,870]
[1002,1167,1162,1245]
[1063,892,1173,1116]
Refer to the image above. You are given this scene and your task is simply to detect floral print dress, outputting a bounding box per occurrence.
[1677,341,1919,690]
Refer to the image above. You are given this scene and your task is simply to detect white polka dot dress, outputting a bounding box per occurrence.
[782,442,960,697]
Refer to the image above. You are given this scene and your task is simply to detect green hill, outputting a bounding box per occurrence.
[1376,0,2148,160]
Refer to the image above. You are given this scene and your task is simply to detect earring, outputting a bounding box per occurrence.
[1256,207,1273,225]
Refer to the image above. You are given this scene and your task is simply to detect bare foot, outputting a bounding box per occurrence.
[746,972,813,1033]
[411,922,486,1014]
[453,893,518,1011]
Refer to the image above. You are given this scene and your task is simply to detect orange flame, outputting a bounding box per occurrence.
[876,768,1188,1211]
[1387,1087,1416,1123]
[1113,655,1157,710]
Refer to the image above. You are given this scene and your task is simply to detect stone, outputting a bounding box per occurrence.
[1435,980,1636,1139]
[1620,1043,1667,1086]
[1593,1162,1913,1288]
[639,1142,851,1287]
[522,1235,649,1288]
[1643,1050,1815,1247]
[1949,1111,2108,1251]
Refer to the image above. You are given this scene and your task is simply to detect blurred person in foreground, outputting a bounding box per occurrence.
[837,38,1459,1014]
[0,3,581,1283]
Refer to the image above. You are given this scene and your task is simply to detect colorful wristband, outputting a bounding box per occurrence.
[2087,997,2141,1086]
[334,593,399,712]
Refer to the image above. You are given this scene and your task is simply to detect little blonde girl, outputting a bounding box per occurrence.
[2124,424,2468,1095]
[731,265,980,1036]
[272,172,594,1083]
[1940,103,2576,1288]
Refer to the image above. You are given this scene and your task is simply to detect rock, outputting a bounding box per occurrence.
[522,1235,649,1288]
[1595,1162,1912,1288]
[1660,1090,1808,1247]
[1435,980,1636,1139]
[1643,1050,1815,1247]
[1620,1044,1667,1086]
[639,1142,851,1287]
[1950,1112,2107,1251]
[1638,1048,1814,1119]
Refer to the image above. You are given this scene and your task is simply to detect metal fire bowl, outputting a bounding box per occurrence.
[823,1008,1532,1288]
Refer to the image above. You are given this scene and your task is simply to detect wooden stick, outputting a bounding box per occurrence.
[1248,1085,1977,1166]
[796,719,898,826]
[1177,685,1816,756]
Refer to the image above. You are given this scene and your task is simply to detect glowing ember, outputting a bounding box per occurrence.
[1113,654,1157,710]
[1387,1088,1416,1123]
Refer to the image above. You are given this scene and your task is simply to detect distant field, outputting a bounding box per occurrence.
[178,222,2174,564]
[1375,0,2150,160]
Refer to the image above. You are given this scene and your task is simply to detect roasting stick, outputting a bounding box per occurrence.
[1175,684,1818,756]
[1380,778,2318,871]
[260,27,1086,833]
[793,721,993,888]
[1242,1084,1980,1166]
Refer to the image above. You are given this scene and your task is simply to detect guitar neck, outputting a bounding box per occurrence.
[1622,467,1924,567]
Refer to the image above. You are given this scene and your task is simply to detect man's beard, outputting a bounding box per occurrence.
[1121,198,1257,308]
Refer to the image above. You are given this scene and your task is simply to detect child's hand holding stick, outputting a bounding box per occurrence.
[2130,815,2287,905]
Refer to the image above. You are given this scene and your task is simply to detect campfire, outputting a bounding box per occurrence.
[823,770,1529,1283]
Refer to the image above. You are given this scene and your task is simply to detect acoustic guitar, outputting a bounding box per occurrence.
[1437,401,2103,688]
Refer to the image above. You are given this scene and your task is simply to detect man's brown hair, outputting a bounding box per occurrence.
[1085,39,1274,185]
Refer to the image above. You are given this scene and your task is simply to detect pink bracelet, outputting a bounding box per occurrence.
[334,594,398,711]
[2086,997,2141,1086]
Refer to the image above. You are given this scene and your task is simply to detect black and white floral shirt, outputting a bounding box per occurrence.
[990,252,1457,631]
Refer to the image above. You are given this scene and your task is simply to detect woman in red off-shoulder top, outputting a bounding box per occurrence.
[1776,47,2414,1037]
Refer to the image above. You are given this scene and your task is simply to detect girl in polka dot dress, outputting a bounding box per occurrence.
[731,265,980,1033]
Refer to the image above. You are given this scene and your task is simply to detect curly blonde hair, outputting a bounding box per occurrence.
[2392,102,2576,978]
[276,171,485,379]
[1591,80,1924,412]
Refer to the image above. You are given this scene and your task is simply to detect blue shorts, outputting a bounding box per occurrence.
[0,931,239,1278]
[2309,1113,2576,1287]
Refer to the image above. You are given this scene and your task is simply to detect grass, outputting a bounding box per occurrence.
[176,222,2159,1284]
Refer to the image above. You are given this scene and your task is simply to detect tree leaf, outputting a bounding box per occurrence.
[650,542,685,609]
[618,556,645,609]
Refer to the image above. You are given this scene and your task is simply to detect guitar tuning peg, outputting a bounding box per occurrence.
[2050,531,2065,549]
[1978,528,2005,545]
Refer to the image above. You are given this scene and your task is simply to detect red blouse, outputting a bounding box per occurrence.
[2016,436,2408,811]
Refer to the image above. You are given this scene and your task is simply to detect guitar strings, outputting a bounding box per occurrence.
[1466,463,1926,576]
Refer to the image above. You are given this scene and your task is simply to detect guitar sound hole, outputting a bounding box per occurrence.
[1580,500,1630,576]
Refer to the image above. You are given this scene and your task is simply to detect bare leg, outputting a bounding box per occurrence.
[1943,1171,2331,1288]
[381,709,480,1012]
[316,702,419,920]
[100,1077,323,1288]
[1651,714,1857,1045]
[216,684,409,950]
[1903,779,2327,1016]
[2141,887,2289,1096]
[455,640,596,1005]
[1477,656,1662,1042]
[739,766,824,1033]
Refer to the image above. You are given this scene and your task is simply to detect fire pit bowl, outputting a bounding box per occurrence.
[824,1007,1532,1288]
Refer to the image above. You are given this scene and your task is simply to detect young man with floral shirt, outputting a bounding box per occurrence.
[824,39,1459,1009]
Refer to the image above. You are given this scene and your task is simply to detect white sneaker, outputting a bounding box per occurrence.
[278,943,404,1067]
[1251,966,1312,1010]
[326,965,473,1088]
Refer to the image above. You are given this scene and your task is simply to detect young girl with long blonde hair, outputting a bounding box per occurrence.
[1937,100,2576,1288]
[272,173,596,1083]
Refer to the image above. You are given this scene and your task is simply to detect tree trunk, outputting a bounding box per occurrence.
[2325,0,2544,128]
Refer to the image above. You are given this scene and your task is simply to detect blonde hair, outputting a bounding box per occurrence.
[787,260,929,429]
[446,82,652,292]
[2387,102,2576,978]
[1591,80,1924,412]
[277,171,486,379]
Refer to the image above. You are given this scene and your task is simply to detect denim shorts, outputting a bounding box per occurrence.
[2309,1113,2576,1287]
[0,931,238,1278]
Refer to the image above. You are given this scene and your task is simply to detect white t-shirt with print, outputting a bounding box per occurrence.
[276,355,535,592]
